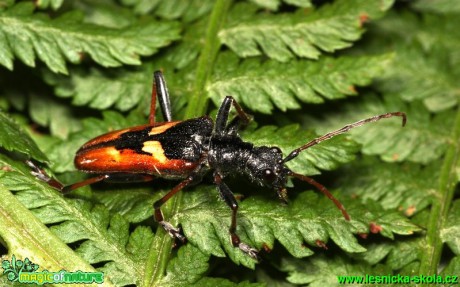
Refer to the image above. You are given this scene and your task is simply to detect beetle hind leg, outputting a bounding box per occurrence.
[152,176,195,244]
[27,160,109,193]
[150,71,173,125]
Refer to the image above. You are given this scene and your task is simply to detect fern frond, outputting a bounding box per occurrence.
[119,0,214,22]
[412,0,460,14]
[43,66,152,111]
[36,0,63,10]
[219,0,393,61]
[0,157,152,285]
[0,2,180,73]
[0,111,48,162]
[365,12,460,112]
[0,184,115,285]
[209,53,392,113]
[281,254,391,285]
[441,200,460,255]
[177,186,419,268]
[338,156,435,215]
[301,94,452,164]
[248,0,312,11]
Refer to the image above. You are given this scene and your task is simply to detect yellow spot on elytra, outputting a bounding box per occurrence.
[107,147,121,162]
[149,122,179,135]
[142,141,168,163]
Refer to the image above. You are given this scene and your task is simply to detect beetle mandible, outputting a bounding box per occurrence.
[29,71,406,259]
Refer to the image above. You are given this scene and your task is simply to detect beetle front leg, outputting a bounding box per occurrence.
[214,173,260,260]
[215,96,252,136]
[153,176,195,243]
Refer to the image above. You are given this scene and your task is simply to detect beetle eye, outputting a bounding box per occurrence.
[263,169,276,182]
[271,147,282,154]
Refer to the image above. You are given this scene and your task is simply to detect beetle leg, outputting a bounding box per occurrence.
[214,172,260,260]
[153,175,195,243]
[150,71,173,125]
[215,96,252,136]
[28,160,156,194]
[26,160,108,193]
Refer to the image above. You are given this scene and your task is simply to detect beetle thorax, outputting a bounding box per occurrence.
[207,136,253,175]
[208,137,288,188]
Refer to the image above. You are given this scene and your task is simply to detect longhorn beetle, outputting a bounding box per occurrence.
[29,71,406,259]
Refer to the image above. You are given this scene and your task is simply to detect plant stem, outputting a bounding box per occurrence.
[184,0,232,119]
[419,105,460,281]
[144,1,232,286]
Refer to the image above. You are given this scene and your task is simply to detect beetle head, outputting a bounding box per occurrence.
[245,146,292,201]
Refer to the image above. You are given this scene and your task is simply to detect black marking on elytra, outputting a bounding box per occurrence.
[92,117,214,161]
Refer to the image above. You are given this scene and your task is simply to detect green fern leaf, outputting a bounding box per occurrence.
[120,0,214,22]
[441,200,460,255]
[29,94,82,139]
[0,111,48,162]
[219,0,393,61]
[43,66,152,111]
[159,244,263,286]
[337,156,435,215]
[164,19,208,69]
[386,237,424,271]
[0,184,115,285]
[157,244,208,286]
[0,156,147,285]
[94,187,156,224]
[72,0,138,29]
[281,254,391,286]
[0,2,181,73]
[412,0,460,14]
[176,186,419,268]
[36,0,64,11]
[365,12,460,112]
[301,94,452,164]
[441,257,460,280]
[248,0,312,11]
[209,53,392,113]
[348,100,452,164]
[379,45,459,112]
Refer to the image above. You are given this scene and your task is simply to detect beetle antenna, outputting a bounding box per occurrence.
[289,171,350,221]
[282,112,406,163]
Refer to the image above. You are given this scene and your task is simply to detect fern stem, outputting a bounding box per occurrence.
[184,0,232,118]
[144,1,232,286]
[419,104,460,280]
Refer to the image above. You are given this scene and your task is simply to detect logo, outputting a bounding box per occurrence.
[2,255,104,285]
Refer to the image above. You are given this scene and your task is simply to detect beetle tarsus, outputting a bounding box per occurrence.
[160,221,187,243]
[237,242,260,261]
[26,160,65,191]
[27,160,50,181]
[231,232,260,260]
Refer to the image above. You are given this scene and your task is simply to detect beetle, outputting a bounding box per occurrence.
[28,71,406,259]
